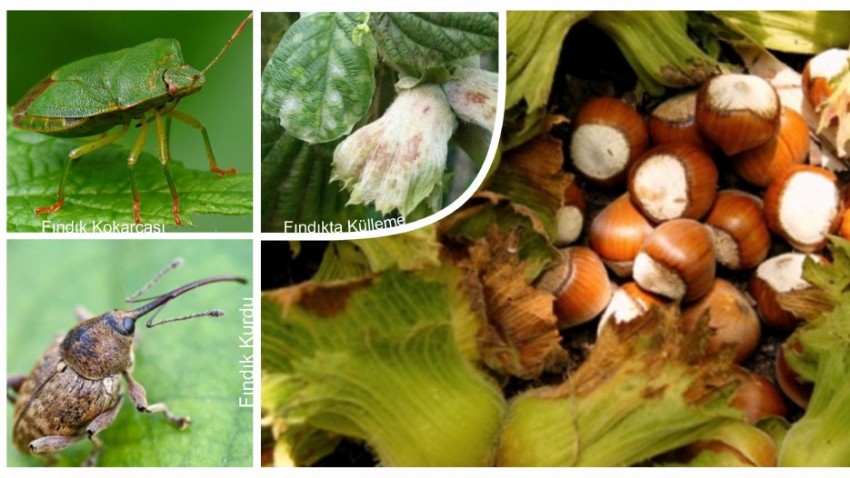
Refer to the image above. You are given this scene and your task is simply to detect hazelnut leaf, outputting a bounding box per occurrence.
[487,135,574,242]
[713,11,850,55]
[504,11,589,149]
[497,306,754,466]
[369,13,498,77]
[261,268,505,466]
[260,112,380,231]
[313,226,442,282]
[6,114,252,231]
[779,238,850,466]
[261,13,377,144]
[463,228,568,379]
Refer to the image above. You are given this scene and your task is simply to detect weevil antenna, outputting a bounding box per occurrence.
[202,12,253,75]
[128,276,247,319]
[127,258,184,303]
[146,309,225,328]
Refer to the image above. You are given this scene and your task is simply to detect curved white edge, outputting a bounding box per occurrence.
[265,10,507,241]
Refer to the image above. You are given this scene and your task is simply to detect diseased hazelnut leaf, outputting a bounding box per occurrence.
[442,68,498,133]
[463,228,568,380]
[817,71,850,157]
[497,306,757,467]
[486,135,574,242]
[262,13,377,144]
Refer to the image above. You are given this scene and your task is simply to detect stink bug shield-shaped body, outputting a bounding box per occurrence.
[6,259,247,466]
[11,13,252,225]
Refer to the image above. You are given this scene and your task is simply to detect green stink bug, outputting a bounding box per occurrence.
[11,12,253,226]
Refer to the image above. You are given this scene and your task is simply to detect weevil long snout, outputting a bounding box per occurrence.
[127,276,248,328]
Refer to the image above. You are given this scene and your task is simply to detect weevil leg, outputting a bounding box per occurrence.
[155,113,183,226]
[167,109,237,176]
[7,375,25,403]
[123,371,190,429]
[86,396,123,438]
[28,434,85,456]
[78,395,123,466]
[35,123,131,217]
[127,116,150,224]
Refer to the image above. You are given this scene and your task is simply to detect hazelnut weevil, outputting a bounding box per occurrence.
[6,258,247,466]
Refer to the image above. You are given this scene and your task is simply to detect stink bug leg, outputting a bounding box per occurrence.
[155,113,183,226]
[167,110,236,176]
[35,124,131,217]
[128,117,151,224]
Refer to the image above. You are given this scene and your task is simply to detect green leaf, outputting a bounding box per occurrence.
[503,11,589,149]
[262,12,377,144]
[713,11,850,54]
[779,238,850,466]
[497,307,750,466]
[7,241,252,467]
[262,268,505,466]
[313,226,442,281]
[7,118,252,232]
[798,237,850,306]
[506,11,588,112]
[370,13,498,77]
[260,115,382,231]
[779,334,850,466]
[588,12,726,96]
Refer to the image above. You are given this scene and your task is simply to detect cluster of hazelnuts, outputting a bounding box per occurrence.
[536,52,849,417]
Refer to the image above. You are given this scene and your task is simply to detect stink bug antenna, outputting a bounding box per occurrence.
[203,12,253,75]
[127,258,184,303]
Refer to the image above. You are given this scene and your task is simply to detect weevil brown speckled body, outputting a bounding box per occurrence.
[7,259,246,466]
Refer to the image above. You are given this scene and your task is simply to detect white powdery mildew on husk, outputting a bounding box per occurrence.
[441,68,498,132]
[332,83,457,215]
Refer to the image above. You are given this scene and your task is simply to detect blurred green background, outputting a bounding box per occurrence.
[6,11,253,232]
[7,240,253,466]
